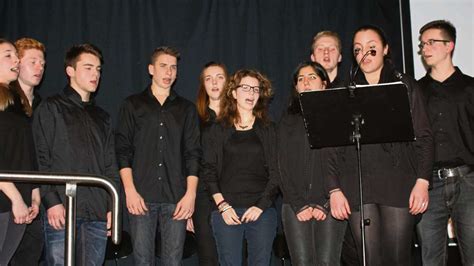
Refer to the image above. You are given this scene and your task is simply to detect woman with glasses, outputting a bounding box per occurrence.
[193,61,229,266]
[278,61,347,265]
[0,39,39,265]
[326,25,433,265]
[201,69,279,265]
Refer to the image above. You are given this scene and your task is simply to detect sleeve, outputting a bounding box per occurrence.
[255,124,281,211]
[183,104,201,178]
[32,101,62,209]
[115,100,135,170]
[322,147,342,195]
[104,116,119,211]
[200,124,221,196]
[409,77,434,181]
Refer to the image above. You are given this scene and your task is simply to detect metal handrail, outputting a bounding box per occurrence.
[0,171,121,266]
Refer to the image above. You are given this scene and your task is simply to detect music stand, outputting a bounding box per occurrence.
[299,81,415,266]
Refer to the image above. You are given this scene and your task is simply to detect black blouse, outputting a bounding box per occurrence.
[324,62,434,209]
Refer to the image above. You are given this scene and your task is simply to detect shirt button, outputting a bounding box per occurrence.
[158,163,163,167]
[160,122,164,126]
[439,112,442,116]
[159,150,162,153]
[159,136,163,140]
[158,177,162,180]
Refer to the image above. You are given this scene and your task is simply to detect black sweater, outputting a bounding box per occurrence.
[201,119,279,210]
[325,62,434,209]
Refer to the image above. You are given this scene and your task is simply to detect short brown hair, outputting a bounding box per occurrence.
[219,69,273,127]
[311,31,342,54]
[15,38,45,59]
[150,46,180,65]
[65,43,103,69]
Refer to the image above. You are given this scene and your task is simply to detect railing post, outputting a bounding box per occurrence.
[65,183,77,266]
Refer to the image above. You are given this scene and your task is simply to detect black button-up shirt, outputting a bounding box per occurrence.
[419,67,474,167]
[115,87,201,203]
[33,86,118,221]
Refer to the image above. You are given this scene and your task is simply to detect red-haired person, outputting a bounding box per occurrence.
[193,61,228,266]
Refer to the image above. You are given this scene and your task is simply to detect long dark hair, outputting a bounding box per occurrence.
[287,61,329,114]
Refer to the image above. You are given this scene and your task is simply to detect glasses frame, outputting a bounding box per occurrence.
[237,84,261,94]
[418,39,450,49]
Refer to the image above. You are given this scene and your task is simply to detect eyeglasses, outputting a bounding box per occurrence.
[238,84,260,94]
[418,39,450,49]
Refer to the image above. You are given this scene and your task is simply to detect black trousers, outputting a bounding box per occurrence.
[9,217,43,266]
[0,212,26,266]
[192,192,219,266]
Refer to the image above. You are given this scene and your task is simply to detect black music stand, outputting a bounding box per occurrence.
[299,81,415,266]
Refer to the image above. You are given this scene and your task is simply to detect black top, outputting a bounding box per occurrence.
[115,86,201,203]
[0,111,36,213]
[219,129,267,208]
[278,112,328,213]
[33,86,118,221]
[197,107,217,195]
[418,67,474,168]
[201,120,279,210]
[325,63,434,209]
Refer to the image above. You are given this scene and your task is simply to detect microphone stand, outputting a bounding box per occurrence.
[348,49,375,266]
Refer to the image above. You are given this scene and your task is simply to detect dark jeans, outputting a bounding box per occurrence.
[192,192,218,266]
[417,171,474,265]
[349,204,414,266]
[211,207,277,266]
[129,202,186,266]
[281,204,346,266]
[0,212,26,266]
[43,217,107,266]
[10,217,43,266]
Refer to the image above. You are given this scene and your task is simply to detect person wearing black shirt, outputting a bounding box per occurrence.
[201,69,279,265]
[416,20,474,265]
[115,47,200,266]
[279,61,347,265]
[9,37,46,266]
[33,44,118,265]
[0,39,38,265]
[326,25,434,265]
[193,62,229,266]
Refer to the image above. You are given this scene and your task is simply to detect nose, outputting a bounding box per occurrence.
[212,77,217,85]
[304,77,310,85]
[13,54,19,64]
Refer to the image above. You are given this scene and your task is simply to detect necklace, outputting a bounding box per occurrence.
[236,116,255,130]
[238,124,249,129]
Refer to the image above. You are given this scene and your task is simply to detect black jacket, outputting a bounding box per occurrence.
[278,112,328,213]
[325,62,434,208]
[201,119,279,210]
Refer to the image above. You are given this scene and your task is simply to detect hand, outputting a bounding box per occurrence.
[222,207,241,225]
[241,206,263,223]
[330,190,351,220]
[409,179,429,215]
[296,207,314,222]
[186,218,195,233]
[47,204,66,230]
[173,192,196,220]
[312,208,327,221]
[28,188,41,222]
[125,189,148,215]
[12,198,29,224]
[106,211,112,237]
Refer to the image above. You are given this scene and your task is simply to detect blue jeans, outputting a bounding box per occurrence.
[417,171,474,265]
[43,217,107,266]
[211,207,277,266]
[128,202,186,266]
[281,204,346,266]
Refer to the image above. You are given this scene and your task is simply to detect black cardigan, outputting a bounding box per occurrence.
[324,62,434,209]
[278,112,328,213]
[201,119,280,211]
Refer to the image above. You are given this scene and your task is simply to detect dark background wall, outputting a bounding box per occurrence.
[1,0,413,122]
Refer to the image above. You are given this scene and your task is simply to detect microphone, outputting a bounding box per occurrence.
[350,49,376,87]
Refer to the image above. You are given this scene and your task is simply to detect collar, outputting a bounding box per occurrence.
[144,84,178,102]
[63,85,95,107]
[424,67,463,85]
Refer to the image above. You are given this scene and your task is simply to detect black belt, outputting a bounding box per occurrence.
[433,165,472,181]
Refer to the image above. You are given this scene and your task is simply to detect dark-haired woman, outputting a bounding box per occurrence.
[326,25,433,265]
[279,61,347,265]
[201,69,279,265]
[193,62,228,266]
[0,39,39,265]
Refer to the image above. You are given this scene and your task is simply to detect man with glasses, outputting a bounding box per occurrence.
[416,20,474,265]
